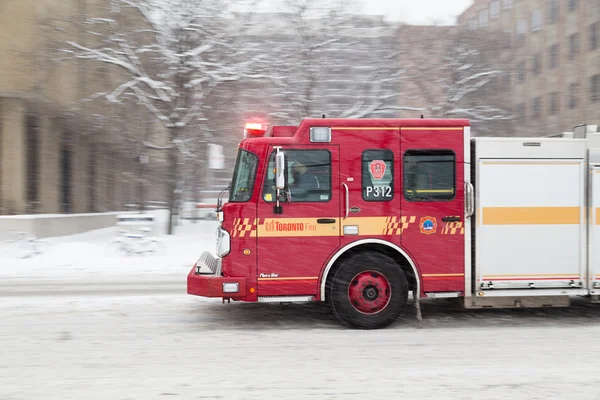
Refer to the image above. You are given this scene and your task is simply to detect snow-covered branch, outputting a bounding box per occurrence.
[402,27,513,133]
[63,0,263,133]
[245,0,406,123]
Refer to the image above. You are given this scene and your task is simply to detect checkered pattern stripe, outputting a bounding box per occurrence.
[382,216,416,235]
[232,218,261,238]
[442,221,465,235]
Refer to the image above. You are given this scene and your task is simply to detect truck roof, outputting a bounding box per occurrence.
[296,117,470,128]
[262,117,470,139]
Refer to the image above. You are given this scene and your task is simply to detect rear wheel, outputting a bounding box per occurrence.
[145,239,166,256]
[329,252,408,329]
[106,239,128,257]
[31,239,49,256]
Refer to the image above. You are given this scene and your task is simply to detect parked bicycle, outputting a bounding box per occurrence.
[3,230,49,259]
[106,227,166,256]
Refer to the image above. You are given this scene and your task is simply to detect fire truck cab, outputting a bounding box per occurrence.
[188,118,600,329]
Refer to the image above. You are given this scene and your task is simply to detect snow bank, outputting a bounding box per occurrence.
[0,211,127,220]
[0,219,219,281]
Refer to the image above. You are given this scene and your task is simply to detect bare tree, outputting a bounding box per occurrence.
[404,26,514,135]
[234,0,416,125]
[61,0,265,234]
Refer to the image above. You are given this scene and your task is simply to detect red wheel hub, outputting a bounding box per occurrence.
[347,270,391,314]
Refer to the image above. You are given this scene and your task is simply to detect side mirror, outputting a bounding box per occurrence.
[275,150,286,190]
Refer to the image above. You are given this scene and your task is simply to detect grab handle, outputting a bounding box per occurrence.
[342,183,349,219]
[465,181,475,218]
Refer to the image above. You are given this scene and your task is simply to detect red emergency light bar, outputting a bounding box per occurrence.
[243,122,268,138]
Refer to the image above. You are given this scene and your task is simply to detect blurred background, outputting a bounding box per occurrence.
[1,0,597,232]
[1,2,600,398]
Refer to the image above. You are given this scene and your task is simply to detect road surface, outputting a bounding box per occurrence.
[2,278,600,400]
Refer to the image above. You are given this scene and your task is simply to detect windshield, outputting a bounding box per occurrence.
[229,149,259,202]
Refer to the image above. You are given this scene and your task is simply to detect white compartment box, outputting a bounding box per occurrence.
[473,137,587,291]
[589,148,600,295]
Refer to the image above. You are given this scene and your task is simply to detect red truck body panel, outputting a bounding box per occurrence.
[188,118,470,302]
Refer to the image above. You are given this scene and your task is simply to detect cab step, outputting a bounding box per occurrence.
[257,296,315,303]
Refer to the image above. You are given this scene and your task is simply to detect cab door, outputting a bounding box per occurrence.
[400,127,467,294]
[336,128,402,250]
[256,145,341,297]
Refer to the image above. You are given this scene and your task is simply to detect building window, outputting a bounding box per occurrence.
[569,33,580,60]
[517,62,526,82]
[532,97,542,119]
[569,83,580,109]
[60,136,73,214]
[403,150,455,202]
[25,114,40,212]
[469,18,478,30]
[591,75,600,104]
[503,0,513,10]
[106,153,114,208]
[362,150,394,202]
[531,9,543,31]
[533,53,542,75]
[490,0,500,18]
[516,19,528,40]
[88,144,97,212]
[479,9,489,27]
[549,0,559,24]
[262,149,331,203]
[503,72,511,88]
[504,28,513,46]
[516,103,526,122]
[590,22,599,51]
[568,0,577,12]
[548,44,559,69]
[549,92,560,113]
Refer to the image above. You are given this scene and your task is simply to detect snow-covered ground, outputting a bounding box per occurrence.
[0,214,219,287]
[3,292,600,399]
[2,219,600,399]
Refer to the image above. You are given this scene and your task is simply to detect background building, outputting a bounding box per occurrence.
[0,0,169,215]
[10,1,588,215]
[458,0,600,136]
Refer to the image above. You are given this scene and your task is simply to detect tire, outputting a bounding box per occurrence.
[329,251,408,329]
[106,239,128,257]
[17,238,48,258]
[31,239,49,256]
[16,240,33,259]
[145,239,166,256]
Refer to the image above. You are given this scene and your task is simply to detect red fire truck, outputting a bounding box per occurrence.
[187,119,600,329]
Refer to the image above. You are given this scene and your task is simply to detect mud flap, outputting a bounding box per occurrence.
[414,292,423,326]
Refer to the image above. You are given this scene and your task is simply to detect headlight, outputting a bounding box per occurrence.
[222,282,239,293]
[216,226,230,257]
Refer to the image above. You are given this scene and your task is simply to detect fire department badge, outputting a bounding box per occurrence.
[369,160,386,180]
[419,216,437,235]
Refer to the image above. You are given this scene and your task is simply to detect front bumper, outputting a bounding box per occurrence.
[187,251,246,298]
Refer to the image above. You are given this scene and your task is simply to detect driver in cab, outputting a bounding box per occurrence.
[289,160,320,201]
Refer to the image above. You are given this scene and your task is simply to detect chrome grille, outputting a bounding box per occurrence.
[195,251,222,276]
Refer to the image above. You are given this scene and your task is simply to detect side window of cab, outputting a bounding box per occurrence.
[362,149,394,201]
[403,150,456,201]
[262,149,331,202]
